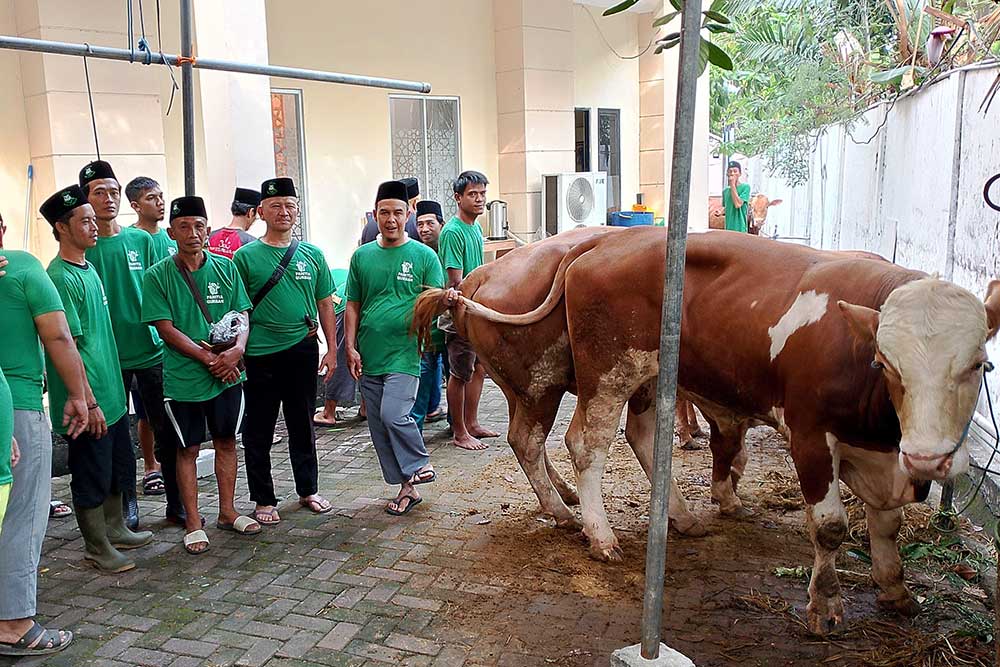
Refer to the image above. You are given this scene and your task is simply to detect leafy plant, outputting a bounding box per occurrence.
[603,0,736,74]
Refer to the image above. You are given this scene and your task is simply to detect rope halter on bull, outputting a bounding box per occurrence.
[929,360,999,535]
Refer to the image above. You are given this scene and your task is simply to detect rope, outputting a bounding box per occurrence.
[155,0,179,114]
[932,368,999,532]
[82,44,101,160]
[136,0,152,65]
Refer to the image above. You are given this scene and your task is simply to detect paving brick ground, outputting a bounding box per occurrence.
[1,381,994,666]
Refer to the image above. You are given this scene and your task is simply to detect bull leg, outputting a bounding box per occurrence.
[707,417,749,516]
[864,504,920,617]
[506,403,580,529]
[730,435,749,493]
[686,401,705,438]
[675,400,701,451]
[624,405,706,537]
[794,433,848,635]
[543,451,580,506]
[565,403,622,562]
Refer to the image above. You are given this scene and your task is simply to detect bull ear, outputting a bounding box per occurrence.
[769,199,784,207]
[985,280,1000,340]
[838,301,879,344]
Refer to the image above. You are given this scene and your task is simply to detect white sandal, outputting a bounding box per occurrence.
[183,529,210,555]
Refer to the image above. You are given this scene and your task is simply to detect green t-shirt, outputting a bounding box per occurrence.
[142,252,252,402]
[346,239,444,377]
[0,366,12,486]
[85,226,164,370]
[0,251,65,412]
[233,240,335,356]
[45,258,127,433]
[723,184,751,233]
[331,268,348,316]
[133,225,178,262]
[437,216,484,277]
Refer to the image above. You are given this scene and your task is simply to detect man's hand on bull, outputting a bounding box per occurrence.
[441,288,461,307]
[318,349,337,376]
[347,348,363,381]
[209,347,243,380]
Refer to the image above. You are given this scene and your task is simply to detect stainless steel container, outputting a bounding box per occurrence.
[486,199,508,240]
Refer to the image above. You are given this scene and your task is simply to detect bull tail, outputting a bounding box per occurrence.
[411,289,449,352]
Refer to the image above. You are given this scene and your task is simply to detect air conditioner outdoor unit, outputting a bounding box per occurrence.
[542,172,608,236]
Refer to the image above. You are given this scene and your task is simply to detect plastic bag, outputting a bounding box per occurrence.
[209,311,248,346]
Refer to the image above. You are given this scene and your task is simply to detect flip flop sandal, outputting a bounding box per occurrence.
[426,410,447,423]
[385,494,422,516]
[48,500,73,518]
[183,529,210,555]
[410,468,437,485]
[299,496,334,514]
[0,621,73,657]
[216,516,261,535]
[254,507,281,525]
[142,471,166,496]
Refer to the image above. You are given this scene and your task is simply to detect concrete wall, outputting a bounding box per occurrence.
[268,0,499,268]
[572,4,639,210]
[750,63,1000,478]
[0,0,32,249]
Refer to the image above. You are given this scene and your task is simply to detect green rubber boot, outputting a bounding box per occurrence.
[75,504,135,573]
[104,493,153,550]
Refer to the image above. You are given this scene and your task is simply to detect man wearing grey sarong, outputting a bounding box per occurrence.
[314,268,356,426]
[345,180,444,515]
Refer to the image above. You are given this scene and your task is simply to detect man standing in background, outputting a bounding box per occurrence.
[235,177,337,526]
[438,171,497,451]
[81,161,176,529]
[208,188,261,259]
[313,266,357,427]
[723,161,751,233]
[126,177,176,261]
[410,200,447,431]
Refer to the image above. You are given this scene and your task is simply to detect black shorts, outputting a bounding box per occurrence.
[164,384,245,449]
[445,333,477,383]
[65,415,135,509]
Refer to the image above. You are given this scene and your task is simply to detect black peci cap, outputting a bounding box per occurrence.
[169,196,208,221]
[40,185,88,225]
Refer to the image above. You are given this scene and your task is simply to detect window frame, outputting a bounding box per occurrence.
[271,87,310,241]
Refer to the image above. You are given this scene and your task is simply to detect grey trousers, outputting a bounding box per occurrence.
[359,374,429,485]
[0,410,51,619]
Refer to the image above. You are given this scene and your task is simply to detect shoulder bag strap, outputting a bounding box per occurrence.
[173,254,213,325]
[252,240,299,308]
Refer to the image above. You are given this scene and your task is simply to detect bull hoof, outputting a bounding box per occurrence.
[806,607,844,636]
[680,439,702,451]
[720,505,753,519]
[878,595,921,617]
[691,429,706,438]
[589,542,624,563]
[670,517,708,538]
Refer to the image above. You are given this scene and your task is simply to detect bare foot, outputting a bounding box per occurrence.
[469,425,499,439]
[453,434,488,451]
[313,409,337,426]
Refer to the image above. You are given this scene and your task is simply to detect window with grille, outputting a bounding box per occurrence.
[389,96,462,219]
[271,89,308,240]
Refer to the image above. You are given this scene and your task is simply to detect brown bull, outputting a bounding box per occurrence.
[443,227,1000,635]
[411,228,705,536]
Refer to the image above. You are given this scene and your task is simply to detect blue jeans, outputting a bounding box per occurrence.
[411,351,444,431]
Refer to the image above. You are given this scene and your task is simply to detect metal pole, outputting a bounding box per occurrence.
[179,0,195,195]
[0,35,432,93]
[639,0,703,660]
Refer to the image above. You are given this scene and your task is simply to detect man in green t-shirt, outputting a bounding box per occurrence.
[723,161,752,233]
[0,210,90,656]
[411,200,447,431]
[0,367,12,536]
[80,161,178,531]
[234,177,337,526]
[346,180,444,515]
[313,267,358,427]
[39,184,154,575]
[438,170,498,451]
[142,196,260,555]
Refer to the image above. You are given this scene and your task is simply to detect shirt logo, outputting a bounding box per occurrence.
[126,248,143,271]
[62,192,77,206]
[396,261,414,283]
[294,260,311,281]
[168,246,177,256]
[206,281,224,305]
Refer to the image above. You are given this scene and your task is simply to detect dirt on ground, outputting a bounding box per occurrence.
[441,418,997,667]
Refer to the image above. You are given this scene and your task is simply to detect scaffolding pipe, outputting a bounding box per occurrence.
[0,35,433,93]
[639,0,703,660]
[179,0,195,195]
